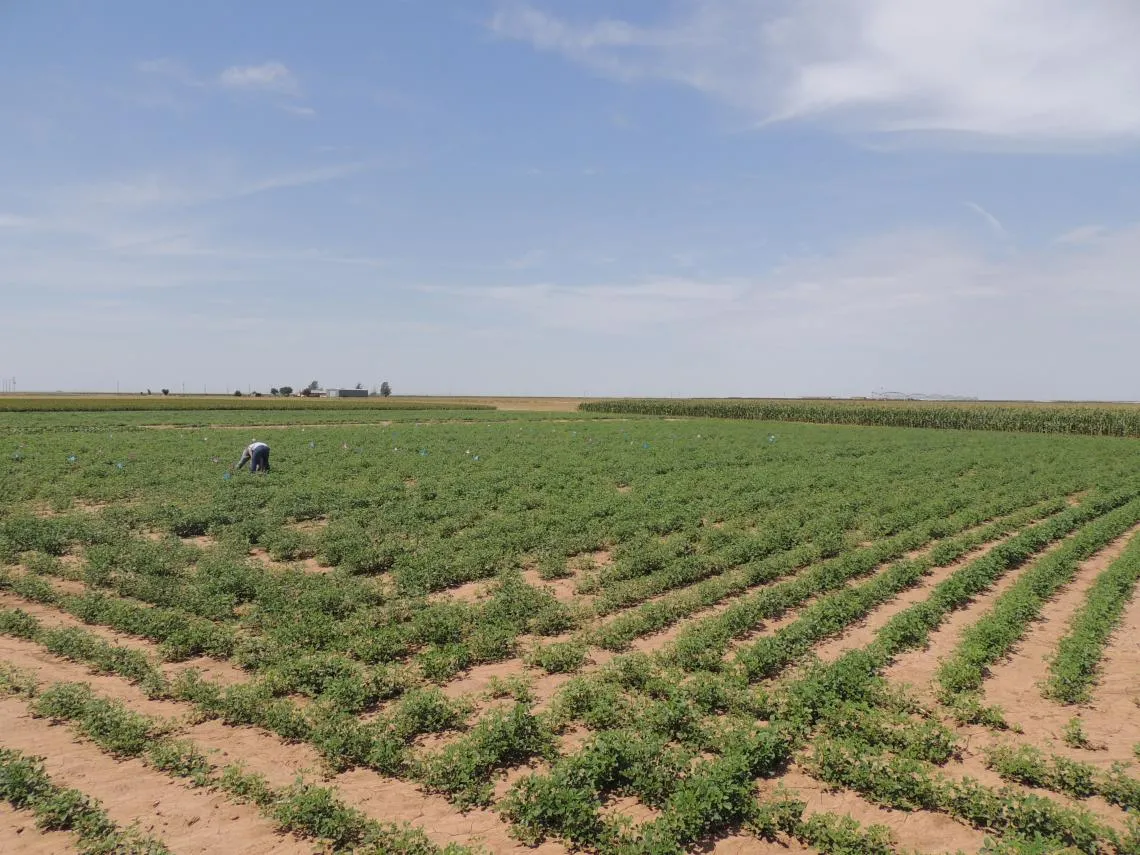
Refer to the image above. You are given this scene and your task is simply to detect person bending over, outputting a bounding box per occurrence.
[235,440,270,473]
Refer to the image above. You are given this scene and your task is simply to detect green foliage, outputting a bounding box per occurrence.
[581,397,1140,437]
[809,737,1116,853]
[8,407,1140,850]
[526,640,589,674]
[420,703,555,807]
[1062,717,1100,750]
[32,682,158,757]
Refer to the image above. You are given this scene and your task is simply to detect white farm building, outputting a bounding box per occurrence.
[325,388,369,398]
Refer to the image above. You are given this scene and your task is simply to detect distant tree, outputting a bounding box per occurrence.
[380,381,391,397]
[233,390,243,397]
[253,391,262,397]
[279,386,294,397]
[270,388,280,396]
[146,389,152,395]
[307,380,320,391]
[161,389,170,396]
[355,382,364,390]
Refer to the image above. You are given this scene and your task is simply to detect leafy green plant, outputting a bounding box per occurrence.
[526,640,589,674]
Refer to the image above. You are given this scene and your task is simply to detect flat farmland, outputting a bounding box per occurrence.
[3,406,1140,853]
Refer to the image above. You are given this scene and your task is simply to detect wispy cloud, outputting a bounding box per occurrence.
[965,202,1008,239]
[218,62,300,96]
[427,224,1140,341]
[57,161,371,213]
[491,0,1140,146]
[1056,224,1107,245]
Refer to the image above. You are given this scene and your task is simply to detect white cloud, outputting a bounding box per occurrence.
[218,62,300,96]
[0,214,34,229]
[419,224,1140,396]
[491,0,1140,145]
[281,104,316,118]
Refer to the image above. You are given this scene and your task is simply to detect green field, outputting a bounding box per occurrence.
[4,406,1140,853]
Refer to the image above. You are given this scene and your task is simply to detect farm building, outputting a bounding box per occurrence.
[325,388,369,398]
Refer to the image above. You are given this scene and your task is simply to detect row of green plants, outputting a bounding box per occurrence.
[0,607,562,812]
[807,736,1133,853]
[574,496,1136,848]
[4,494,1130,852]
[0,746,171,854]
[481,494,1135,850]
[3,548,576,686]
[591,478,1006,614]
[985,742,1140,813]
[0,669,471,854]
[0,568,239,661]
[579,398,1140,437]
[934,497,1140,715]
[593,488,1054,653]
[673,496,1060,673]
[1043,529,1140,703]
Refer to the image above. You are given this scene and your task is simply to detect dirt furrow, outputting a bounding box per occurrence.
[333,769,566,854]
[0,802,80,855]
[0,697,311,855]
[0,635,186,720]
[813,537,1016,664]
[884,536,1073,701]
[708,832,813,853]
[949,725,1131,831]
[981,524,1140,761]
[1079,556,1140,759]
[763,766,988,854]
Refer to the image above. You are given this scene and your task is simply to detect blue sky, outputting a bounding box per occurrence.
[2,0,1139,398]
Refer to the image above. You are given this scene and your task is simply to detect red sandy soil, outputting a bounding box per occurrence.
[0,697,312,855]
[0,801,80,854]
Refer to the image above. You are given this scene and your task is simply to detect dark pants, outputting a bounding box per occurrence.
[251,447,270,472]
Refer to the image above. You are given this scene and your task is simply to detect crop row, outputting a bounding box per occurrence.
[594,490,1058,653]
[934,498,1140,714]
[0,669,471,854]
[672,496,1060,672]
[807,736,1131,853]
[486,494,1130,848]
[580,398,1140,437]
[0,745,171,854]
[512,490,1138,850]
[986,742,1140,814]
[1042,528,1140,704]
[592,478,1039,620]
[0,607,562,811]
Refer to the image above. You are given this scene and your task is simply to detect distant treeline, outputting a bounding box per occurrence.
[0,396,493,413]
[578,398,1140,437]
